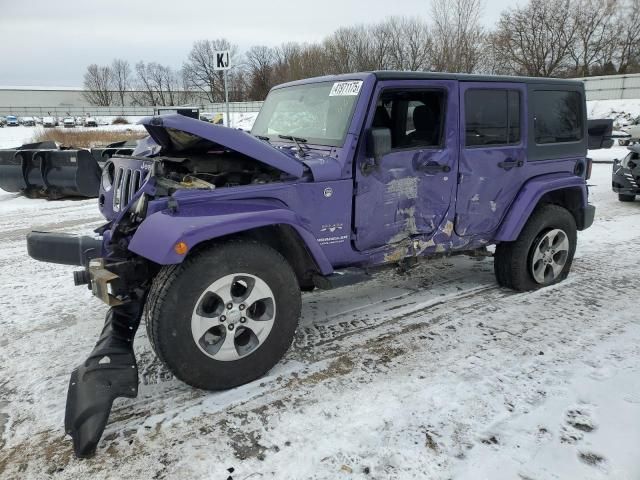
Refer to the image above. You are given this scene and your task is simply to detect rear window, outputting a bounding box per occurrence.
[465,89,520,147]
[533,90,583,144]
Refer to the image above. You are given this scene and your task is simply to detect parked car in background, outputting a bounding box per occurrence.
[6,115,19,126]
[21,116,36,127]
[42,116,57,128]
[63,117,76,128]
[83,116,98,127]
[612,144,640,202]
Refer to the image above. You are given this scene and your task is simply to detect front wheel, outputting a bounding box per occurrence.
[145,240,301,390]
[494,204,577,291]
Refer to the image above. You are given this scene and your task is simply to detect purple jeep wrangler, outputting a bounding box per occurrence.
[27,71,596,456]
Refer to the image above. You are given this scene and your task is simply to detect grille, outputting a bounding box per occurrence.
[113,166,144,212]
[623,172,638,188]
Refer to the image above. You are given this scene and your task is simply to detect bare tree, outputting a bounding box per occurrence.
[386,17,431,71]
[430,0,487,73]
[567,0,617,76]
[183,39,239,103]
[82,64,114,106]
[245,46,276,100]
[616,0,640,73]
[131,62,185,106]
[492,0,578,76]
[111,59,131,106]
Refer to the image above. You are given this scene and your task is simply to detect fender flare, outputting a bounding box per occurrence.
[494,173,588,242]
[127,201,334,275]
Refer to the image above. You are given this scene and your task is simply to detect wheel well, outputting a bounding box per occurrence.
[537,187,584,228]
[192,224,319,289]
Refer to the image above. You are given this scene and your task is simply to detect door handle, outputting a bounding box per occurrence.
[417,161,451,174]
[498,158,524,170]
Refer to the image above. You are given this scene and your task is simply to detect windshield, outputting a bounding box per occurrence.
[251,80,362,147]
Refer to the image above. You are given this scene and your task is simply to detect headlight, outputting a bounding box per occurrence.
[101,162,115,190]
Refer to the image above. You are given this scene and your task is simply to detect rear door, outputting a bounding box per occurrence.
[455,82,528,236]
[353,80,458,251]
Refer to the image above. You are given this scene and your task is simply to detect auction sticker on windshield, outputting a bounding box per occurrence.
[329,81,363,96]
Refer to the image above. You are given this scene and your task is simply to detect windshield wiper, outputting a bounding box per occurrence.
[278,135,309,157]
[254,134,270,142]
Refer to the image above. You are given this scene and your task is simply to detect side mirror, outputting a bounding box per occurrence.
[363,128,391,173]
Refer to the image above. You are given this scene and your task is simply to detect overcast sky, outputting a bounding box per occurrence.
[0,0,522,87]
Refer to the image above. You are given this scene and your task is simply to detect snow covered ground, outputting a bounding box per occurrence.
[0,146,639,479]
[0,124,147,150]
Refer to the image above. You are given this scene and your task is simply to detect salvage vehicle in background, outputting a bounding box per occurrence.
[5,115,19,126]
[84,116,98,127]
[20,116,36,126]
[63,117,76,128]
[27,71,603,458]
[612,144,640,202]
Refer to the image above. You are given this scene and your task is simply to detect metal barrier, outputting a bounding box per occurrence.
[578,73,640,101]
[0,102,264,117]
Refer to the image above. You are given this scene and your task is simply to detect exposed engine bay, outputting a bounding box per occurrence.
[152,151,285,193]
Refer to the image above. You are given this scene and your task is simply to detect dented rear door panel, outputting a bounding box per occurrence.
[455,82,528,236]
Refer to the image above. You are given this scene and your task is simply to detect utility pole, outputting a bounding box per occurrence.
[215,50,232,127]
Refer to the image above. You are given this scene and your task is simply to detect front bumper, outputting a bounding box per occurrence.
[612,167,640,195]
[27,231,149,306]
[27,231,102,266]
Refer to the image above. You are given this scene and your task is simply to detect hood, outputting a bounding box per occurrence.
[139,114,305,178]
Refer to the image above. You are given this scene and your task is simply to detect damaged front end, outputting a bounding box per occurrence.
[26,114,308,458]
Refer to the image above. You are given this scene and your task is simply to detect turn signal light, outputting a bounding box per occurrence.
[174,241,188,255]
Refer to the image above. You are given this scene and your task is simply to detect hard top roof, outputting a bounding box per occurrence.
[372,70,583,85]
[274,71,583,89]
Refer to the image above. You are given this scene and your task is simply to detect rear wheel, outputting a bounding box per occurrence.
[618,193,636,202]
[145,240,301,390]
[494,204,577,291]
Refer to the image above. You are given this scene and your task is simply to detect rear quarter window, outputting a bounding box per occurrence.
[533,90,583,144]
[465,89,520,147]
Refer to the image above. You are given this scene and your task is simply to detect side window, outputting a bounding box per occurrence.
[465,89,521,147]
[373,90,446,149]
[533,90,583,144]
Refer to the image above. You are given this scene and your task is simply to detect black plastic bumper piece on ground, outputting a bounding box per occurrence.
[65,300,143,458]
[26,231,102,266]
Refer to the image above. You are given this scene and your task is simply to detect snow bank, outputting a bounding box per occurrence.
[587,99,640,126]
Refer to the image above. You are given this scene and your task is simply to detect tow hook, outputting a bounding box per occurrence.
[64,297,144,458]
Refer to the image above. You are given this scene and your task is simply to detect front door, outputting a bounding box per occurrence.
[455,82,528,236]
[353,80,458,251]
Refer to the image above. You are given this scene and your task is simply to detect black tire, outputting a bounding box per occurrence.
[494,204,577,292]
[145,240,301,390]
[618,193,636,202]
